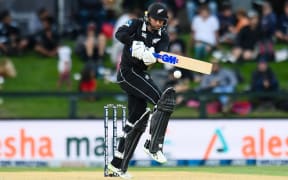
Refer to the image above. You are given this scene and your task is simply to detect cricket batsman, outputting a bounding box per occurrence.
[107,2,176,179]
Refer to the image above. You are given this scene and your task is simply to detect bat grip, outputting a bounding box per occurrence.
[153,53,161,59]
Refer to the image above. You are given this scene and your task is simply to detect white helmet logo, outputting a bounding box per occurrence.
[157,9,164,14]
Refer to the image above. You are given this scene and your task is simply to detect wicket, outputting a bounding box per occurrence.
[104,104,126,177]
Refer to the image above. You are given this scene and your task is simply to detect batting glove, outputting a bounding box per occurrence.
[131,41,145,60]
[142,47,156,66]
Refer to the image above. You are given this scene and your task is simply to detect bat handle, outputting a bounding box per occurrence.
[153,53,161,59]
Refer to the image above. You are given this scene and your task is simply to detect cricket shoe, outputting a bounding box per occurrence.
[143,147,167,163]
[108,163,132,179]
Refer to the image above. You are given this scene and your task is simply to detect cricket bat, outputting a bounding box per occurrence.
[153,51,212,74]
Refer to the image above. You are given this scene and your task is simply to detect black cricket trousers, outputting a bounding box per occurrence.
[117,67,162,125]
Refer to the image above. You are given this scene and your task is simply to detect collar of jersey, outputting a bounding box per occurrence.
[141,22,162,36]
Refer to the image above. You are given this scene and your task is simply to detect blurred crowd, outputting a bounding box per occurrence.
[0,0,288,114]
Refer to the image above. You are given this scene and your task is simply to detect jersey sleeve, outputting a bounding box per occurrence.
[115,19,141,46]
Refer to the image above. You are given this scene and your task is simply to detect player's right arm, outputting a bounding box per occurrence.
[115,19,140,46]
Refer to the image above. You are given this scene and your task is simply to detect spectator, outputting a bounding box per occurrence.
[275,1,288,43]
[263,0,284,18]
[34,17,59,57]
[191,5,219,59]
[186,0,218,23]
[57,44,72,90]
[230,10,260,62]
[0,10,25,56]
[28,7,51,36]
[76,0,106,32]
[79,66,97,101]
[260,1,277,39]
[197,59,238,112]
[218,8,249,46]
[218,3,236,44]
[75,23,107,77]
[230,9,249,38]
[250,60,279,109]
[257,1,277,62]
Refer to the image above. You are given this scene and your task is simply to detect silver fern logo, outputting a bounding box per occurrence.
[157,9,164,14]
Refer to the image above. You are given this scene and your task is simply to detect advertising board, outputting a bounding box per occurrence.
[0,119,287,167]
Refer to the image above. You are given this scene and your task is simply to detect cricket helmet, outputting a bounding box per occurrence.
[147,2,168,21]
